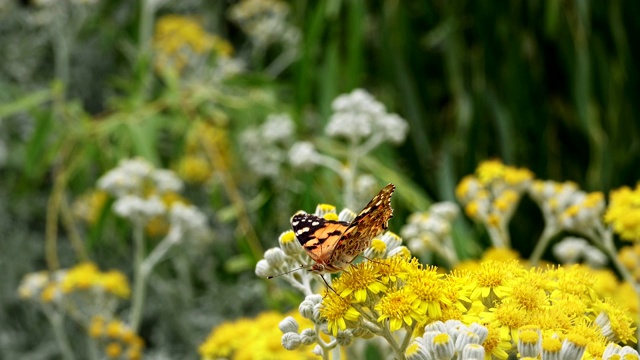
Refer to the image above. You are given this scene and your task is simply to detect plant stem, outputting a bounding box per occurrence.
[130,222,147,332]
[529,224,558,266]
[47,310,76,360]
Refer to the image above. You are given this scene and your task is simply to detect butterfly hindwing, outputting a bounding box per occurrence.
[328,183,395,263]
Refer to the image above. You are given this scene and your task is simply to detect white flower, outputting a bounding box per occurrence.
[113,195,165,222]
[97,158,154,197]
[288,141,319,169]
[583,246,608,268]
[325,88,408,146]
[169,203,208,234]
[151,169,183,193]
[552,237,588,264]
[262,114,294,143]
[97,168,144,197]
[376,113,409,143]
[18,272,49,299]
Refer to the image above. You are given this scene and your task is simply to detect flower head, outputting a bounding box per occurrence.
[375,287,424,331]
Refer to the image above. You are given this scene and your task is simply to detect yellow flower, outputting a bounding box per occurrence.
[105,342,122,358]
[605,184,640,241]
[199,311,316,360]
[320,292,361,336]
[550,265,598,302]
[481,323,511,360]
[73,190,109,225]
[375,287,424,332]
[481,247,521,262]
[89,316,105,338]
[333,261,387,303]
[592,299,637,344]
[98,270,131,298]
[405,266,450,320]
[469,260,521,303]
[375,256,412,285]
[476,160,506,185]
[178,156,212,184]
[61,262,99,293]
[480,302,529,342]
[503,167,533,186]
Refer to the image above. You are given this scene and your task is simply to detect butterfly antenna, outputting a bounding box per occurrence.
[267,265,306,279]
[319,274,338,294]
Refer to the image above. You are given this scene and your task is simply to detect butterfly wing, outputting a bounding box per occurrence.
[291,213,350,263]
[328,183,395,263]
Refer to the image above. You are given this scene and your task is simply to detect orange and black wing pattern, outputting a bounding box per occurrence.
[290,183,395,273]
[291,213,349,263]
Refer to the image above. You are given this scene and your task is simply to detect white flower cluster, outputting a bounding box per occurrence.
[513,326,640,360]
[406,320,488,360]
[529,180,606,234]
[97,158,209,236]
[602,342,640,360]
[98,158,182,198]
[241,114,295,179]
[552,236,608,268]
[17,266,123,322]
[326,88,409,145]
[401,202,459,265]
[228,0,300,49]
[279,294,353,357]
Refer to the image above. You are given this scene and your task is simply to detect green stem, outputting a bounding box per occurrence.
[129,222,147,332]
[137,0,156,100]
[47,310,76,360]
[529,224,559,266]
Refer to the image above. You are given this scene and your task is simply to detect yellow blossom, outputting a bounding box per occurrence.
[320,292,361,336]
[333,261,387,303]
[469,260,521,303]
[375,287,424,332]
[481,323,511,360]
[605,185,640,241]
[105,342,122,358]
[198,311,316,360]
[405,266,450,320]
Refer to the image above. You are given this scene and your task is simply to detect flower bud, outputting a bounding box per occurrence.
[264,248,286,268]
[281,332,301,350]
[300,328,316,345]
[278,316,299,334]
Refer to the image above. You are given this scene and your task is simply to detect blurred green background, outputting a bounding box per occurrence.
[1,0,638,358]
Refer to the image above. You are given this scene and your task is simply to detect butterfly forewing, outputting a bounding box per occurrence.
[291,213,349,263]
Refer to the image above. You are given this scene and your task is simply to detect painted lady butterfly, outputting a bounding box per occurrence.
[291,183,395,274]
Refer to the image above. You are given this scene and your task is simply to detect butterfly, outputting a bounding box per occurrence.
[290,183,395,274]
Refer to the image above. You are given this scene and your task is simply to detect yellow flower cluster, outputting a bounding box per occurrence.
[177,121,231,185]
[89,316,144,360]
[60,262,130,299]
[605,184,640,241]
[18,262,130,304]
[198,311,317,360]
[73,190,109,225]
[320,256,636,359]
[153,14,233,74]
[456,160,533,247]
